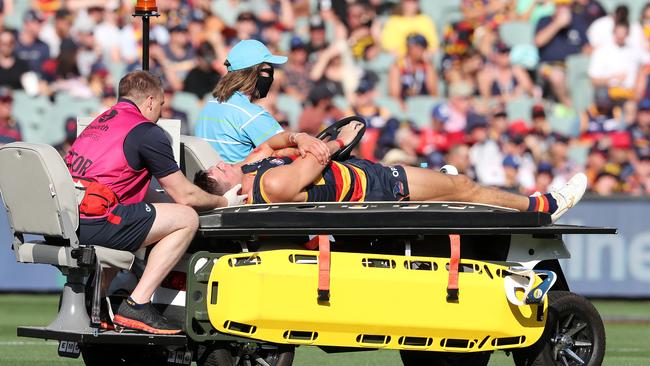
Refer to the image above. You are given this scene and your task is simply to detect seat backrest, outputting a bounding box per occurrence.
[180,135,222,182]
[0,142,78,239]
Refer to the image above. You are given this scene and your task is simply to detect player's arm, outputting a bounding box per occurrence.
[158,171,228,210]
[254,131,330,164]
[261,122,363,202]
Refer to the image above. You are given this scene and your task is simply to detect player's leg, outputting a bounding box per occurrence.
[403,166,587,222]
[403,166,530,210]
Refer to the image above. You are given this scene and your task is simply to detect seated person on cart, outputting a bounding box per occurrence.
[195,121,587,222]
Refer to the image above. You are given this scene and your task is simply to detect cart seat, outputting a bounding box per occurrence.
[180,135,222,180]
[0,142,135,270]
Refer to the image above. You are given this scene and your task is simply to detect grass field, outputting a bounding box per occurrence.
[0,295,648,365]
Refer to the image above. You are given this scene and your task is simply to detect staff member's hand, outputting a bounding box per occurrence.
[293,133,330,165]
[223,184,248,206]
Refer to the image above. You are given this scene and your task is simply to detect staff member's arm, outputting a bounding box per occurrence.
[127,123,246,210]
[158,171,245,210]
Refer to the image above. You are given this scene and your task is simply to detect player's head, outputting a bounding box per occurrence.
[195,162,243,195]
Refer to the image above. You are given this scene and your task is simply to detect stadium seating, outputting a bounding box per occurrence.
[171,91,201,132]
[406,95,438,127]
[506,95,535,123]
[11,91,55,145]
[276,93,303,129]
[375,96,405,120]
[499,22,534,47]
[566,54,594,115]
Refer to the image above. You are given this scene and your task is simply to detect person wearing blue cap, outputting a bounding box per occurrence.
[195,39,329,164]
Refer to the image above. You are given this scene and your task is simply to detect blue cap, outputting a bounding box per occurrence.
[225,40,287,72]
[639,97,650,111]
[503,155,520,169]
[432,103,450,123]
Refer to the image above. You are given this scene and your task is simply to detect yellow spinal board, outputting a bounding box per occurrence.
[207,250,546,352]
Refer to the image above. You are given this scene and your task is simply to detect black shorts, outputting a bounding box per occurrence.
[79,202,156,252]
[347,158,410,201]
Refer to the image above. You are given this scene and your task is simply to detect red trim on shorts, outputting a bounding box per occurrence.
[107,213,122,225]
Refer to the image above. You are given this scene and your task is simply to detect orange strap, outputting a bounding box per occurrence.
[317,235,330,302]
[304,236,320,250]
[447,234,461,301]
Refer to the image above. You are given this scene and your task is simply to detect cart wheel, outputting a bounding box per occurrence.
[197,343,294,366]
[399,350,490,366]
[513,291,605,366]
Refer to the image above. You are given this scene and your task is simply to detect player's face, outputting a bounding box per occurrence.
[207,162,243,190]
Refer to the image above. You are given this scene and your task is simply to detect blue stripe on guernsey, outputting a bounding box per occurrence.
[195,92,283,163]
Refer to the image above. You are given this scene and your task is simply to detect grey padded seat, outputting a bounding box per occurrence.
[0,142,136,331]
[0,142,135,270]
[180,135,222,180]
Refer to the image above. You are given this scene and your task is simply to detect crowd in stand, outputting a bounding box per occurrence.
[1,0,650,197]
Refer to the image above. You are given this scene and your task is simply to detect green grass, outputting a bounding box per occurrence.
[0,295,648,365]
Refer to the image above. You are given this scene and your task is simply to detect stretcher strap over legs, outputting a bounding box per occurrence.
[447,234,460,301]
[318,235,330,302]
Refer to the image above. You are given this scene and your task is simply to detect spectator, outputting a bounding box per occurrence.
[233,11,260,43]
[381,122,422,166]
[502,155,523,193]
[280,36,313,103]
[628,153,650,195]
[433,81,476,143]
[306,16,329,57]
[15,10,50,75]
[502,132,537,191]
[380,0,439,57]
[592,169,621,195]
[183,42,221,99]
[0,29,30,90]
[161,88,190,135]
[532,161,555,194]
[629,98,650,159]
[580,88,622,135]
[548,132,580,187]
[0,87,21,145]
[309,40,358,102]
[419,103,452,162]
[516,0,556,26]
[163,25,196,91]
[298,85,344,136]
[445,143,473,177]
[211,0,273,27]
[344,2,380,62]
[588,21,640,100]
[468,113,506,186]
[388,33,439,106]
[588,5,643,51]
[39,8,75,58]
[584,145,608,186]
[477,41,534,102]
[535,0,590,106]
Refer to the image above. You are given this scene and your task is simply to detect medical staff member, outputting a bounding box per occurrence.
[195,39,329,164]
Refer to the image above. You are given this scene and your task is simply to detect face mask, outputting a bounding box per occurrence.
[255,66,274,99]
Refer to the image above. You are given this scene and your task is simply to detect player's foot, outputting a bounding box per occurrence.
[550,173,587,223]
[113,298,182,335]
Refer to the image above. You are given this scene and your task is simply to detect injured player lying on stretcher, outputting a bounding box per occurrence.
[194,121,587,223]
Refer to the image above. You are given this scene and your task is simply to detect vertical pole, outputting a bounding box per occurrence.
[142,15,150,71]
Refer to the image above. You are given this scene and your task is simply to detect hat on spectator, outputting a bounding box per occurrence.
[492,107,507,119]
[24,9,44,22]
[493,41,510,53]
[225,40,287,71]
[356,70,378,94]
[290,36,307,51]
[309,16,325,30]
[549,132,570,144]
[0,87,13,102]
[170,24,188,33]
[503,155,520,169]
[531,104,546,119]
[407,33,428,48]
[432,103,450,123]
[638,98,650,111]
[55,8,72,20]
[610,131,631,149]
[537,161,554,175]
[449,81,473,98]
[307,85,334,105]
[466,113,488,133]
[236,12,257,22]
[509,119,531,136]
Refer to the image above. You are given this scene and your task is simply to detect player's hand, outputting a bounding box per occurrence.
[338,121,364,146]
[295,133,330,164]
[223,184,248,206]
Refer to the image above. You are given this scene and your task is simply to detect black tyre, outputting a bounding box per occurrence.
[513,291,605,366]
[197,343,294,366]
[399,350,490,366]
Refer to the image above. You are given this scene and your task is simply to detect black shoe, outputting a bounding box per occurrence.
[113,298,182,335]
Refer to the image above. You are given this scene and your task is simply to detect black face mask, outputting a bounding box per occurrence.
[255,66,274,99]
